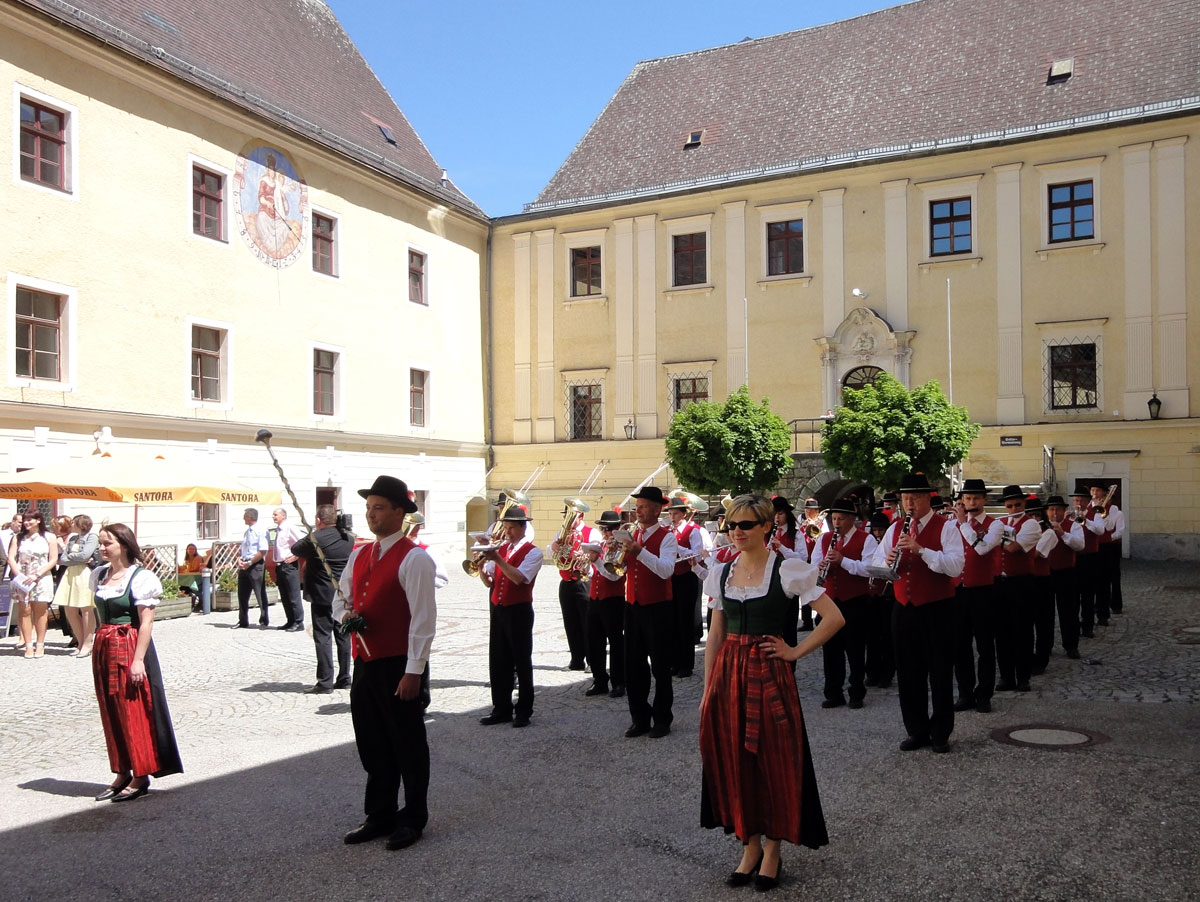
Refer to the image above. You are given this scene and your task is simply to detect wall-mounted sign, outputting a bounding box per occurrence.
[1000,435,1023,447]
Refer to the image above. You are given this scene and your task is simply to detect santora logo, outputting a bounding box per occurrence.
[220,492,258,503]
[133,491,175,502]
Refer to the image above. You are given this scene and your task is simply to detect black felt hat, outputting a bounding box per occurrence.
[868,512,891,530]
[998,484,1026,502]
[828,496,858,515]
[959,478,988,496]
[1045,495,1068,508]
[897,473,935,494]
[630,486,668,505]
[595,509,622,527]
[771,495,795,513]
[358,475,418,513]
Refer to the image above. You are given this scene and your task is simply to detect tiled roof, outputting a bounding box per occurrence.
[531,0,1200,211]
[16,0,485,219]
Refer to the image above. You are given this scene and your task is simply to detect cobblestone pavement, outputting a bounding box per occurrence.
[1,560,1197,902]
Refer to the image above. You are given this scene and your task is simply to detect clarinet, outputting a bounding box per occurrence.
[816,532,841,587]
[889,515,914,579]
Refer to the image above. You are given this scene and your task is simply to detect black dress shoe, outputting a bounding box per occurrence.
[275,623,294,630]
[94,776,132,802]
[624,722,651,738]
[952,697,975,712]
[111,781,150,802]
[975,699,992,713]
[1031,665,1046,676]
[675,669,693,678]
[995,682,1017,692]
[285,623,304,632]
[479,712,513,726]
[231,622,250,629]
[820,698,845,709]
[648,724,671,738]
[343,820,395,845]
[384,825,422,850]
[584,683,609,697]
[931,741,951,754]
[512,714,531,728]
[899,736,930,752]
[754,861,783,892]
[1080,629,1095,638]
[1066,648,1081,659]
[1015,682,1031,692]
[333,677,352,689]
[876,680,893,689]
[567,660,587,671]
[608,684,626,698]
[306,685,333,695]
[848,698,864,710]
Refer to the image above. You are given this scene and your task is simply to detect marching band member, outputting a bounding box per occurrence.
[619,486,678,739]
[951,478,1003,714]
[406,511,444,709]
[547,507,593,671]
[667,492,708,679]
[1087,484,1121,625]
[1070,489,1098,638]
[880,492,900,523]
[994,485,1040,693]
[477,506,542,728]
[870,473,964,753]
[768,496,804,559]
[811,497,877,709]
[583,510,626,698]
[1026,496,1057,675]
[1042,496,1084,660]
[800,498,828,559]
[863,512,895,689]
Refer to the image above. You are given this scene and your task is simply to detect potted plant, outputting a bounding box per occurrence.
[211,567,239,612]
[155,576,192,621]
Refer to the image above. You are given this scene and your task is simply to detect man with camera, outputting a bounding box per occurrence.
[291,504,354,694]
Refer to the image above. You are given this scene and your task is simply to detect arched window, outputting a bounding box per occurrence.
[842,365,884,390]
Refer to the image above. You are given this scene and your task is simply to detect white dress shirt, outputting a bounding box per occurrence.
[871,510,965,578]
[810,527,880,577]
[959,516,1004,555]
[483,536,544,584]
[272,520,304,562]
[632,522,678,580]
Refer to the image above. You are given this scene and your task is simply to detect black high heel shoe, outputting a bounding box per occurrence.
[754,860,783,892]
[94,776,132,802]
[111,779,150,802]
[725,852,763,887]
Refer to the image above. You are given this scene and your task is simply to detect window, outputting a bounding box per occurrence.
[312,213,336,276]
[842,365,885,390]
[313,348,338,415]
[1048,180,1094,243]
[1048,342,1097,409]
[569,383,602,440]
[766,219,804,275]
[196,503,219,540]
[409,368,427,426]
[191,165,224,240]
[191,325,224,402]
[672,232,706,287]
[19,98,66,190]
[570,246,602,297]
[929,197,971,256]
[408,251,426,305]
[15,287,62,381]
[411,489,427,515]
[673,376,709,411]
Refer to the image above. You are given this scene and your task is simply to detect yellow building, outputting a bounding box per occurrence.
[0,0,489,562]
[488,0,1200,559]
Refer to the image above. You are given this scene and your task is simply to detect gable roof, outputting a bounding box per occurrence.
[530,0,1200,212]
[16,0,485,220]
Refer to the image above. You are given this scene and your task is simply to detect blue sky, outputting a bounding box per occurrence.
[327,0,899,216]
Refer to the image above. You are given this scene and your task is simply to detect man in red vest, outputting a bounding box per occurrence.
[547,505,592,671]
[667,490,708,679]
[995,485,1041,693]
[1070,488,1099,637]
[871,473,964,753]
[864,512,895,689]
[1042,495,1085,660]
[812,496,877,709]
[583,509,626,698]
[477,506,543,728]
[619,485,678,738]
[951,478,1003,713]
[1086,483,1120,627]
[337,475,436,852]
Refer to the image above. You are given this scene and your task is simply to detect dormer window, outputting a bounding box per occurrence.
[1047,58,1073,85]
[683,129,704,150]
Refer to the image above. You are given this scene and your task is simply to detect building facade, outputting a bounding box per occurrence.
[488,0,1200,559]
[1,0,488,562]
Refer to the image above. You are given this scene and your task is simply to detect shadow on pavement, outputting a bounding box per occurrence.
[17,778,105,798]
[239,681,310,693]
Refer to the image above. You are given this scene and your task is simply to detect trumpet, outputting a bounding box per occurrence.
[461,487,530,576]
[1094,484,1119,519]
[604,528,633,577]
[400,512,424,539]
[552,497,591,572]
[803,511,828,540]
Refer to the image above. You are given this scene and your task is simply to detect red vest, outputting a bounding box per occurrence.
[350,538,417,661]
[490,541,538,606]
[626,525,672,605]
[673,521,699,575]
[959,515,998,588]
[1031,535,1051,577]
[818,529,870,602]
[1047,529,1077,571]
[556,525,592,582]
[589,566,625,600]
[773,529,796,551]
[1078,509,1099,554]
[999,514,1034,577]
[892,516,956,606]
[713,545,740,565]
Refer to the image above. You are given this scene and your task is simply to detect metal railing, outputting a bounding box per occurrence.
[787,417,830,454]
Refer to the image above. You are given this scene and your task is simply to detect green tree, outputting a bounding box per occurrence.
[665,386,793,495]
[820,373,980,489]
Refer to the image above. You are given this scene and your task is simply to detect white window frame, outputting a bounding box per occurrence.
[662,359,715,413]
[756,200,811,282]
[185,316,234,410]
[562,227,608,302]
[310,340,345,422]
[1035,156,1104,255]
[1039,320,1105,417]
[7,273,78,392]
[13,84,79,200]
[186,153,233,249]
[917,173,982,266]
[309,204,341,280]
[663,213,714,292]
[561,367,608,441]
[406,243,430,307]
[408,364,431,430]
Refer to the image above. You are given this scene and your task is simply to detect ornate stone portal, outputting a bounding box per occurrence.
[814,307,917,411]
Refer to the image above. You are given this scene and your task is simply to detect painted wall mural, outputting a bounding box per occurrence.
[234,142,308,268]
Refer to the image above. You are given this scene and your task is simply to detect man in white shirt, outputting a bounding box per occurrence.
[1040,495,1086,662]
[993,485,1041,692]
[234,508,270,629]
[951,479,1004,713]
[1089,484,1123,620]
[270,507,305,632]
[338,475,436,852]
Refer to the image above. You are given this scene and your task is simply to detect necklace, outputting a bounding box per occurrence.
[106,565,128,583]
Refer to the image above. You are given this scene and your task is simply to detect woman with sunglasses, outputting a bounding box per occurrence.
[699,494,844,892]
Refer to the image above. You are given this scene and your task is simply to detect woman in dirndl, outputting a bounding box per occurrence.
[90,523,183,802]
[699,494,845,892]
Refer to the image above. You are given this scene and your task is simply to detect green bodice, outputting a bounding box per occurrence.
[719,555,793,636]
[93,565,142,626]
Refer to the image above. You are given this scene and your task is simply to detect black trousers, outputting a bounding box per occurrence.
[275,561,304,626]
[892,597,955,745]
[670,570,700,674]
[489,602,534,718]
[237,561,268,626]
[586,594,625,689]
[558,578,589,668]
[1076,553,1097,632]
[995,575,1034,685]
[311,601,351,689]
[1092,547,1112,624]
[1100,541,1123,613]
[350,654,429,830]
[865,587,895,686]
[823,595,868,703]
[953,583,997,703]
[1031,575,1056,671]
[624,601,674,728]
[1049,567,1080,652]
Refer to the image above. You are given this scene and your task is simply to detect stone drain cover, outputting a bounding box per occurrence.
[992,724,1109,750]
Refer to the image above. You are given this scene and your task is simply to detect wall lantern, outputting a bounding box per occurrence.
[624,418,636,440]
[1147,393,1162,420]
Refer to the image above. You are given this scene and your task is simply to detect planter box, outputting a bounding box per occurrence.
[211,588,279,612]
[155,596,193,621]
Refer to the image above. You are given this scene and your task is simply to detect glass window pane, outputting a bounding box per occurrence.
[932,222,950,239]
[1074,181,1092,199]
[931,201,949,218]
[33,324,58,352]
[1050,185,1069,203]
[953,220,971,236]
[200,355,219,379]
[39,109,62,135]
[15,349,31,377]
[34,353,57,380]
[1076,204,1093,221]
[953,199,970,216]
[16,289,31,316]
[932,238,949,254]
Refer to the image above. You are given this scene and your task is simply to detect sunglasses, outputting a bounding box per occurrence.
[727,519,766,532]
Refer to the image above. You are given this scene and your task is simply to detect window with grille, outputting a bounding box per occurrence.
[570,245,602,297]
[15,287,62,382]
[409,251,427,305]
[672,232,707,287]
[312,213,336,275]
[410,368,427,426]
[766,219,804,275]
[1048,180,1094,243]
[19,99,67,190]
[192,165,224,240]
[1048,342,1098,410]
[568,383,602,440]
[929,197,971,255]
[191,325,224,402]
[673,376,709,412]
[313,348,338,415]
[196,503,219,540]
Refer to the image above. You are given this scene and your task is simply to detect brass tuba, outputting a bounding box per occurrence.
[804,511,829,540]
[552,497,591,572]
[400,511,424,539]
